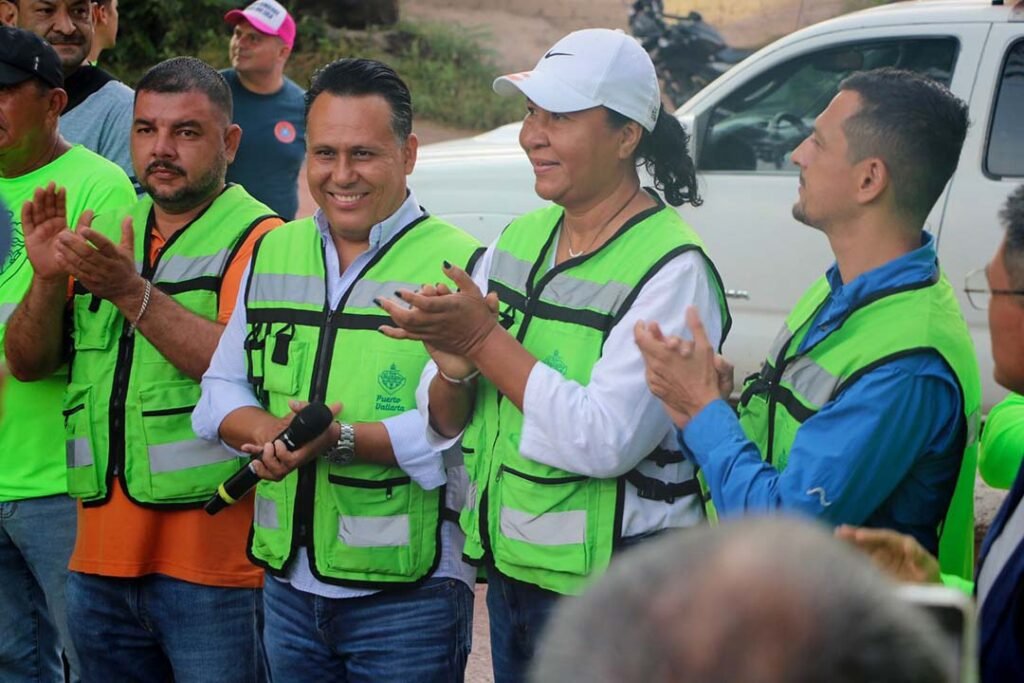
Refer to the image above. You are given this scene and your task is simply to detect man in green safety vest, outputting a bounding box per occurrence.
[193,58,481,682]
[636,68,981,582]
[6,57,282,681]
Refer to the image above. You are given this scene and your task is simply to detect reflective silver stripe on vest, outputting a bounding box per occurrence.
[490,250,533,289]
[977,495,1024,614]
[338,515,410,547]
[541,273,631,313]
[254,496,279,529]
[347,280,421,309]
[500,507,586,546]
[779,356,840,410]
[967,409,981,445]
[766,323,793,363]
[465,480,478,512]
[156,249,233,282]
[249,273,326,308]
[147,440,239,474]
[0,302,17,325]
[66,438,94,469]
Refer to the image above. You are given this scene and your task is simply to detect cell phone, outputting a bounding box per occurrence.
[896,583,977,683]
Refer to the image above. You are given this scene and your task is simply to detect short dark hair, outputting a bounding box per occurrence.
[532,519,953,683]
[135,57,233,122]
[839,68,969,225]
[1001,185,1024,290]
[304,58,413,140]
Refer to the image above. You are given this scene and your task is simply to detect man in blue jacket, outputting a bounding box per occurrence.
[837,184,1024,682]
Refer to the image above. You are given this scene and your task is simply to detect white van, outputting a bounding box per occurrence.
[409,0,1024,409]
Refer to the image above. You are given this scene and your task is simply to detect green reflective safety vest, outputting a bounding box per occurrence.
[719,273,981,580]
[245,215,480,587]
[65,186,277,506]
[461,202,731,595]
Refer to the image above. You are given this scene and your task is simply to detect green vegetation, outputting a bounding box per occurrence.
[105,2,521,132]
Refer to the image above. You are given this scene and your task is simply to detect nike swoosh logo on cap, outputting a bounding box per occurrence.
[544,51,573,59]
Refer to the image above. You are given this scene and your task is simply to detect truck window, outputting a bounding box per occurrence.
[985,39,1024,179]
[699,38,958,173]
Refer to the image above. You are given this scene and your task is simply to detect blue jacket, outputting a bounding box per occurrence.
[979,461,1024,682]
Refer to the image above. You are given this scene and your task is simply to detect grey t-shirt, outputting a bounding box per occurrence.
[61,66,137,191]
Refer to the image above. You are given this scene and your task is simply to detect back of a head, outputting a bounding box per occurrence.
[304,58,412,141]
[1001,185,1024,290]
[839,67,969,226]
[531,519,953,683]
[135,56,233,124]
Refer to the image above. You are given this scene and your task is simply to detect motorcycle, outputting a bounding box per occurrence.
[629,0,751,107]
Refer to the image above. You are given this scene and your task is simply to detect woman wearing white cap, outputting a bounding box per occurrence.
[379,28,731,681]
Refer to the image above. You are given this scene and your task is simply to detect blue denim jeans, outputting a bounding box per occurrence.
[262,574,474,683]
[0,495,79,683]
[485,568,562,683]
[65,572,266,683]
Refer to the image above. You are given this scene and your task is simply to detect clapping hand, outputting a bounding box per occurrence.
[377,262,500,361]
[634,306,733,429]
[20,182,77,282]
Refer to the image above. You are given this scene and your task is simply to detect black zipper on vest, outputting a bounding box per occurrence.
[102,203,215,500]
[292,215,428,550]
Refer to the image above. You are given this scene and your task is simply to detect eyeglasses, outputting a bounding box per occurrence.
[964,266,1024,310]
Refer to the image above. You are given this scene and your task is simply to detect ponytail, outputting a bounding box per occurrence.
[637,108,702,207]
[606,107,702,207]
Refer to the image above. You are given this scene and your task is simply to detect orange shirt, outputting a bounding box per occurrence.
[69,215,281,587]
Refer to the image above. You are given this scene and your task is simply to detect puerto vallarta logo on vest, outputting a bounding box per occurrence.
[376,363,407,412]
[542,350,568,376]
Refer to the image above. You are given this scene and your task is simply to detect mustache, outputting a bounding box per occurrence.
[146,161,187,176]
[45,34,85,46]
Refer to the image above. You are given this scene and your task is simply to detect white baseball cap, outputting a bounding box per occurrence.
[493,28,661,132]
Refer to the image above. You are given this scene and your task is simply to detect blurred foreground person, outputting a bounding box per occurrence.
[532,518,953,683]
[841,184,1024,682]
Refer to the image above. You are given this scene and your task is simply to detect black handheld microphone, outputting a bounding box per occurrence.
[204,402,334,516]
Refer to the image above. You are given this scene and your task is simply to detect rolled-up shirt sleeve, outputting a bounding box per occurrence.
[383,409,446,490]
[519,250,723,478]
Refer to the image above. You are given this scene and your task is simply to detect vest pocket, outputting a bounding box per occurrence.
[72,295,120,350]
[136,380,243,502]
[322,473,426,578]
[262,333,309,398]
[64,383,101,499]
[492,464,592,578]
[251,481,294,567]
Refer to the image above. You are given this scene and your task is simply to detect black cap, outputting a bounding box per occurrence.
[0,26,64,89]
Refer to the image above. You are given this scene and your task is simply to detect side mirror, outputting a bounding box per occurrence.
[678,113,699,162]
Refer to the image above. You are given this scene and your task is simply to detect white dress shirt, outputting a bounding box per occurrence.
[194,190,476,597]
[418,217,724,536]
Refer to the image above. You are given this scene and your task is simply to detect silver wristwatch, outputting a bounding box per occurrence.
[324,422,356,465]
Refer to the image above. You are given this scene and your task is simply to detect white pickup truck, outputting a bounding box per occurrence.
[409,0,1024,410]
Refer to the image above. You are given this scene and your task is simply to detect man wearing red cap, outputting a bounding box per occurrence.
[222,0,306,220]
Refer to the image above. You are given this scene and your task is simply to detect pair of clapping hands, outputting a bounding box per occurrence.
[22,183,142,305]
